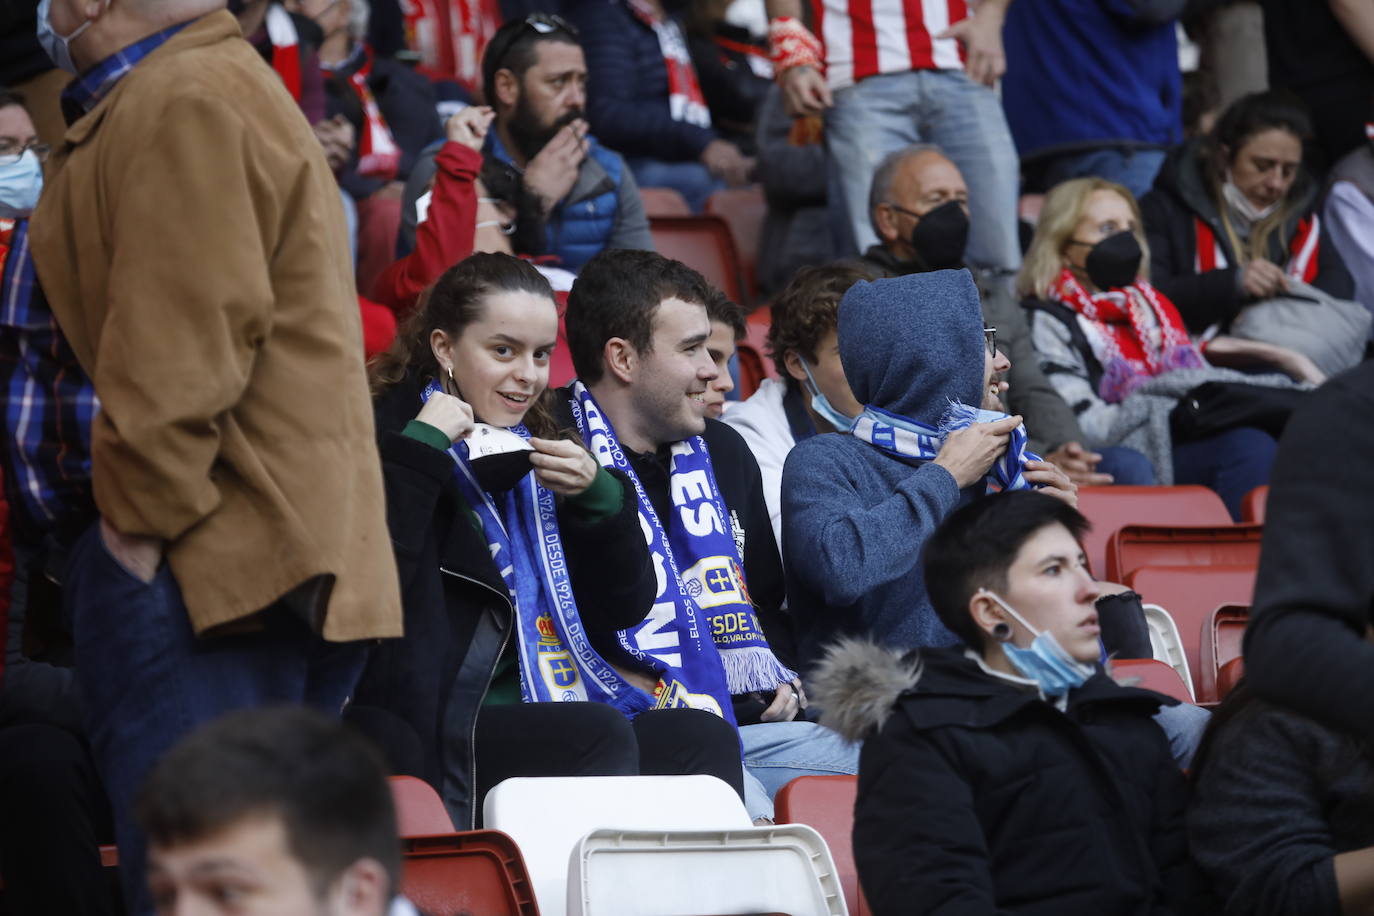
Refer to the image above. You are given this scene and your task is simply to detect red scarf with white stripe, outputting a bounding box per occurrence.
[626,0,711,128]
[265,4,302,101]
[1047,267,1206,403]
[1192,214,1322,284]
[331,46,402,181]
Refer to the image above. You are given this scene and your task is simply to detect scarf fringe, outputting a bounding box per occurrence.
[719,645,798,695]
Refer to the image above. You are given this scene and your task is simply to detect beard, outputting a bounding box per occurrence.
[507,93,585,161]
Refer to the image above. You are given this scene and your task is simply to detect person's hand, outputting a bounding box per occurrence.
[1021,459,1078,507]
[937,9,1006,86]
[523,120,588,213]
[529,437,600,496]
[1276,348,1327,386]
[700,139,754,186]
[779,65,833,117]
[759,678,808,722]
[415,391,475,444]
[445,105,495,151]
[1043,441,1114,486]
[99,517,164,584]
[933,415,1021,488]
[1240,259,1288,299]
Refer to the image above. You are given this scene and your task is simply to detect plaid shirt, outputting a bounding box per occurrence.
[61,21,190,116]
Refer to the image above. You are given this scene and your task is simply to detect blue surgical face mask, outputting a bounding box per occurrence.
[36,0,97,75]
[798,358,855,433]
[980,589,1094,698]
[0,149,43,218]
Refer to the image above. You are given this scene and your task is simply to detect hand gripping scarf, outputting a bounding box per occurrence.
[422,382,650,716]
[569,382,796,721]
[851,400,1041,492]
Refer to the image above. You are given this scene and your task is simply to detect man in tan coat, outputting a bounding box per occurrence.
[27,0,401,910]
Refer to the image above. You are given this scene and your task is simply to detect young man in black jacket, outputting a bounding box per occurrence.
[813,490,1209,916]
[558,248,858,822]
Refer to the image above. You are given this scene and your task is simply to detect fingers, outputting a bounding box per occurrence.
[986,414,1023,433]
[759,684,801,722]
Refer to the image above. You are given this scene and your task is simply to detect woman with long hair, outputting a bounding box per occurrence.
[351,252,744,830]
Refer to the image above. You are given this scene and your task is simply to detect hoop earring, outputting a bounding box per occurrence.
[991,622,1012,642]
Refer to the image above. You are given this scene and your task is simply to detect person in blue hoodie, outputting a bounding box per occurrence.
[780,269,1078,672]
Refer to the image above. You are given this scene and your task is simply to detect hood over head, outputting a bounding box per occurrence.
[837,269,984,426]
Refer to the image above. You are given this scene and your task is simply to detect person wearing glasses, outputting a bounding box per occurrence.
[780,268,1077,675]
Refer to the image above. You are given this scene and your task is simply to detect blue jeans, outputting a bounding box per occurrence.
[740,721,860,821]
[66,522,368,915]
[1172,426,1278,521]
[627,158,724,213]
[1038,148,1167,200]
[1153,702,1211,769]
[825,69,1021,273]
[1095,445,1156,486]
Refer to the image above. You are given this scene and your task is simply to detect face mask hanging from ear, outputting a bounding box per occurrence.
[1221,172,1280,226]
[979,589,1094,697]
[798,357,856,433]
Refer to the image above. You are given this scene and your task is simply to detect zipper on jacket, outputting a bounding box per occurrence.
[440,565,514,830]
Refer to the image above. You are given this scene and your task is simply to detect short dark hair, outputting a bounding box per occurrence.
[767,261,881,377]
[923,491,1090,647]
[135,706,401,898]
[705,288,746,340]
[566,249,712,384]
[0,88,27,112]
[482,15,580,107]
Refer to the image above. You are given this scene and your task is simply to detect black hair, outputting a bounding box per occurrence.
[0,88,27,112]
[1209,89,1313,162]
[481,14,580,108]
[565,249,712,385]
[923,490,1090,647]
[766,260,882,378]
[705,287,747,340]
[135,706,401,899]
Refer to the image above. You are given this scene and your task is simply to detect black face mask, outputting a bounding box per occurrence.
[467,423,535,492]
[1083,230,1143,290]
[907,200,970,271]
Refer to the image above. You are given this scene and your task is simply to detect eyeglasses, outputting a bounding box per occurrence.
[984,327,997,358]
[0,140,50,165]
[484,13,579,84]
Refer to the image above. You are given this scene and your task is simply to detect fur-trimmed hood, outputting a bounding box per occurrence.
[810,637,924,743]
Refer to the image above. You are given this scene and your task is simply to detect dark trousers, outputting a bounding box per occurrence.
[65,522,367,916]
[1172,425,1278,521]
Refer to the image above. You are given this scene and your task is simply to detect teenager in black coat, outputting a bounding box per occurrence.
[349,253,743,830]
[812,491,1210,916]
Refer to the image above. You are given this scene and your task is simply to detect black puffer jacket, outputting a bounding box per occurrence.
[351,373,656,829]
[813,640,1207,916]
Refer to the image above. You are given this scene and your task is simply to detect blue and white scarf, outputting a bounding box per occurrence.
[422,381,650,717]
[568,382,796,722]
[851,400,1041,492]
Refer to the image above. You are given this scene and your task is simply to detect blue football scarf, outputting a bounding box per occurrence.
[568,382,796,721]
[850,400,1041,492]
[422,381,650,716]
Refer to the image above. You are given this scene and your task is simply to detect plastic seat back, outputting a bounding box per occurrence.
[733,305,777,400]
[1241,485,1268,524]
[390,775,455,838]
[1105,523,1263,582]
[1199,604,1249,703]
[401,830,539,916]
[1125,565,1256,697]
[1110,657,1194,703]
[1076,486,1230,579]
[705,186,766,302]
[649,215,746,304]
[638,186,692,217]
[484,775,752,916]
[776,775,869,916]
[1216,656,1245,701]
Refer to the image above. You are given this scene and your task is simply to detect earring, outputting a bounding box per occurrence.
[991,622,1012,642]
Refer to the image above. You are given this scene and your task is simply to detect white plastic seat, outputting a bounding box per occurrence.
[1143,603,1196,701]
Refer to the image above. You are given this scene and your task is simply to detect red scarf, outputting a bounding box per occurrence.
[626,0,711,128]
[332,46,402,181]
[265,4,302,101]
[1047,268,1206,403]
[1192,215,1321,284]
[0,218,13,274]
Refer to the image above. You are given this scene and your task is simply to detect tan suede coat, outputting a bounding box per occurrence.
[29,11,401,640]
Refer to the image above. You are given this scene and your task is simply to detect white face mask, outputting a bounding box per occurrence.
[0,149,43,218]
[1221,172,1280,225]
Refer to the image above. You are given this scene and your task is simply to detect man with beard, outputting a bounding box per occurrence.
[479,14,653,270]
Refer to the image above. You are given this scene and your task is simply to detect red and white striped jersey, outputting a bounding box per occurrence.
[811,0,967,90]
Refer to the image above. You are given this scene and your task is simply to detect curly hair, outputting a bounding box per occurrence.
[766,261,882,378]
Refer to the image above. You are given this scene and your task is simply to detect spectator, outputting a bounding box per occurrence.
[781,269,1075,672]
[1002,0,1183,198]
[753,84,832,299]
[860,144,1153,485]
[354,252,743,829]
[813,490,1207,916]
[1324,128,1374,324]
[236,0,329,124]
[1140,91,1357,341]
[480,14,654,269]
[558,248,859,822]
[1187,1,1267,111]
[569,0,754,212]
[763,0,1021,272]
[136,706,413,916]
[684,0,772,154]
[1189,681,1374,916]
[703,287,745,418]
[1020,177,1306,517]
[28,2,402,911]
[725,261,876,550]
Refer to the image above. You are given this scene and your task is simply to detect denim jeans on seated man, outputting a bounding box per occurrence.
[65,522,368,916]
[825,68,1021,273]
[741,721,860,820]
[1095,445,1157,486]
[627,157,725,213]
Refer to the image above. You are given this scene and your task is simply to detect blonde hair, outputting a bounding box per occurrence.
[1016,178,1152,300]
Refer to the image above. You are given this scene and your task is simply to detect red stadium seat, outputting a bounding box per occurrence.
[391,775,455,838]
[1124,565,1256,697]
[1105,524,1263,582]
[401,831,539,916]
[638,186,692,217]
[705,187,766,303]
[733,305,776,400]
[775,775,870,916]
[1241,485,1268,524]
[1216,656,1245,702]
[1076,486,1231,579]
[649,215,746,304]
[1199,604,1249,704]
[1111,658,1194,703]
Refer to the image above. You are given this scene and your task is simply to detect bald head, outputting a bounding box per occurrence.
[869,146,969,258]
